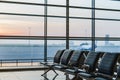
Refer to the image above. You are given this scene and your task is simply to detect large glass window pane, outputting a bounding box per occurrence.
[0,3,44,15]
[96,41,120,52]
[70,8,91,17]
[96,10,120,19]
[47,18,66,36]
[96,0,120,9]
[0,39,44,59]
[47,40,66,59]
[69,40,92,51]
[70,0,91,7]
[3,0,44,3]
[95,20,120,37]
[48,7,66,16]
[69,19,91,37]
[48,0,66,5]
[0,15,44,36]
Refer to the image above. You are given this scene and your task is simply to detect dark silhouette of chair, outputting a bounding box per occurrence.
[64,50,88,80]
[95,63,120,80]
[65,51,103,80]
[78,52,119,80]
[41,49,65,76]
[53,49,74,71]
[42,49,74,80]
[115,65,120,80]
[67,50,86,68]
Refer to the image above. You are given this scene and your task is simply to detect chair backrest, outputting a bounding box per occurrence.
[83,51,102,72]
[98,53,119,76]
[78,51,89,68]
[60,49,74,65]
[116,65,120,80]
[53,49,65,64]
[68,50,85,67]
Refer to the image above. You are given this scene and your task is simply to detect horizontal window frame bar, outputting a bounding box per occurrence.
[0,1,45,6]
[0,36,120,41]
[69,6,120,12]
[0,1,120,12]
[70,37,120,41]
[95,37,120,41]
[0,36,44,40]
[0,58,43,61]
[0,12,120,21]
[0,12,44,17]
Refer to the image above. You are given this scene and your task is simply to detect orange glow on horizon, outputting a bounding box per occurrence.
[0,30,25,36]
[0,18,44,36]
[0,25,25,36]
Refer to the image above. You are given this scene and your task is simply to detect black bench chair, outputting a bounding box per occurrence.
[53,49,74,71]
[115,65,120,80]
[67,50,88,68]
[41,49,65,76]
[78,52,119,80]
[41,49,74,80]
[95,63,120,80]
[65,51,103,80]
[64,50,88,80]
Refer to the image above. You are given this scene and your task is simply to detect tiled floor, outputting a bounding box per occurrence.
[0,70,72,80]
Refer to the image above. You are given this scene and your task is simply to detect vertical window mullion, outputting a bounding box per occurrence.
[44,0,47,62]
[66,0,69,49]
[91,0,95,51]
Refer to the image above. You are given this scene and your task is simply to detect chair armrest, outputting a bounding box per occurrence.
[82,64,90,72]
[73,67,78,71]
[97,73,113,79]
[40,62,54,66]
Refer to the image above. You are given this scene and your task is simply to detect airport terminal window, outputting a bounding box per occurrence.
[47,18,66,36]
[0,3,44,15]
[69,19,91,37]
[0,15,44,36]
[95,20,120,37]
[0,39,44,59]
[70,8,91,17]
[95,10,120,20]
[69,40,92,51]
[47,40,66,59]
[48,0,66,5]
[96,0,120,9]
[96,41,120,52]
[3,0,44,3]
[48,6,66,16]
[70,0,91,7]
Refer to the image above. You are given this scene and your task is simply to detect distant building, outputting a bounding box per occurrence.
[105,34,114,46]
[105,34,109,45]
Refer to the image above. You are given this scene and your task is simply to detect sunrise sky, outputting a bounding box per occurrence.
[0,0,120,37]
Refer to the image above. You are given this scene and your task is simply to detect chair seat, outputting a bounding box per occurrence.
[78,72,95,78]
[41,62,53,65]
[41,62,59,66]
[54,65,68,70]
[95,77,112,80]
[65,68,85,75]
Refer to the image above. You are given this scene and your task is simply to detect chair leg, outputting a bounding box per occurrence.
[42,75,49,80]
[86,78,94,80]
[41,68,58,76]
[52,74,58,80]
[73,75,83,80]
[42,71,58,80]
[65,73,70,80]
[41,69,51,76]
[53,69,58,75]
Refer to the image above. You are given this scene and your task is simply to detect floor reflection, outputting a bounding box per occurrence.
[0,70,68,80]
[42,74,58,80]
